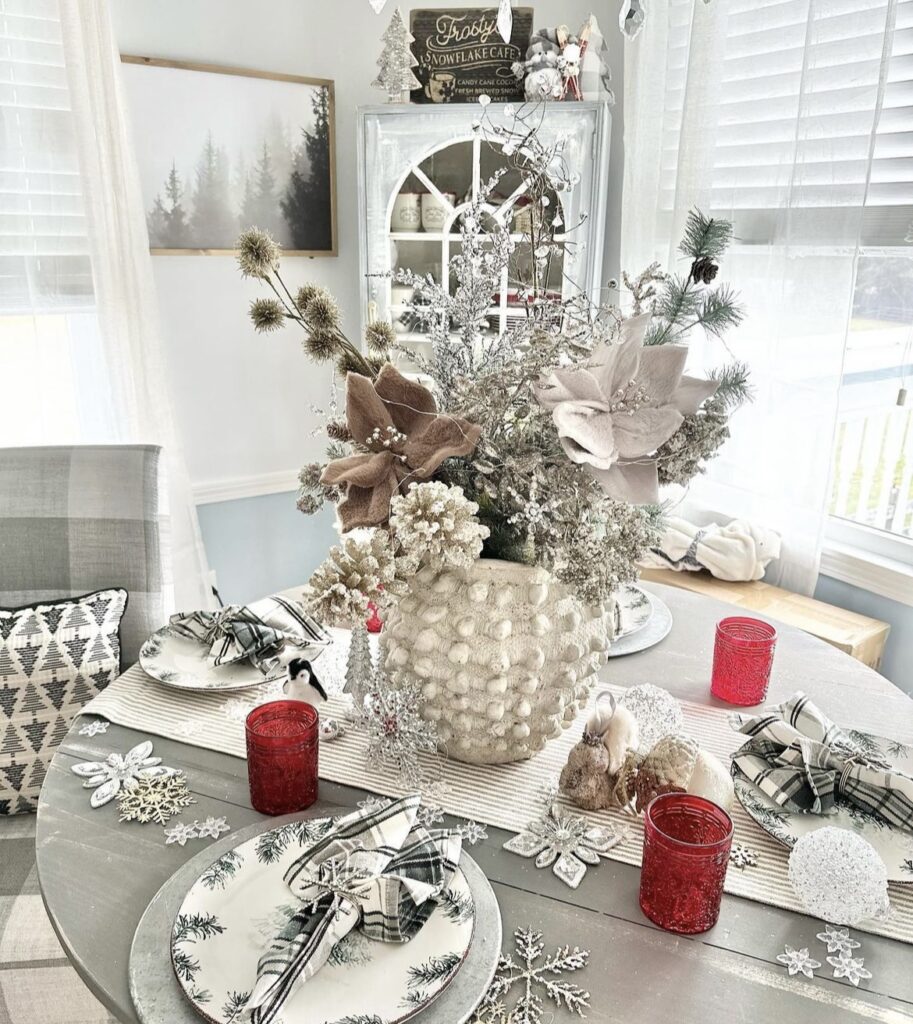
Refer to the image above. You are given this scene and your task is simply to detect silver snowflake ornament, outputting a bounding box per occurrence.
[776,946,820,978]
[78,719,109,737]
[503,805,625,889]
[164,821,201,847]
[472,927,590,1024]
[828,954,872,987]
[71,740,175,808]
[457,820,488,846]
[116,773,195,825]
[358,678,438,789]
[816,926,860,955]
[197,816,231,839]
[729,843,759,869]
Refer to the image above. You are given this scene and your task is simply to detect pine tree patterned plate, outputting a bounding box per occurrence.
[614,585,653,640]
[140,629,314,693]
[171,816,476,1024]
[734,729,913,883]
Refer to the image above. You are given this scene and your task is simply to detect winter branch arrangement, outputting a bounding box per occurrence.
[237,101,750,618]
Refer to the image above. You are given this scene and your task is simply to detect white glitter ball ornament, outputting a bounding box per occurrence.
[620,684,684,753]
[787,827,890,926]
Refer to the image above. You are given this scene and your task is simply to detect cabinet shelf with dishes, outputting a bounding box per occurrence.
[357,103,611,369]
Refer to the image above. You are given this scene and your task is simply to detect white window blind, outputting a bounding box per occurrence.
[662,0,913,244]
[0,0,93,314]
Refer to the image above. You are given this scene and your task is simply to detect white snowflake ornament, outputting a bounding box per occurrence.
[357,795,392,814]
[828,954,872,987]
[729,843,759,869]
[504,805,626,889]
[78,719,109,737]
[417,803,445,828]
[816,926,860,955]
[457,820,488,846]
[197,816,231,839]
[71,741,175,808]
[776,946,820,978]
[164,821,200,847]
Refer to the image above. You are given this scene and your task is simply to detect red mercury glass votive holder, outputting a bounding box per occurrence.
[710,616,778,706]
[639,793,733,934]
[365,599,383,634]
[245,700,319,816]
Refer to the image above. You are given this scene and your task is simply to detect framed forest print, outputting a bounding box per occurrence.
[120,56,337,256]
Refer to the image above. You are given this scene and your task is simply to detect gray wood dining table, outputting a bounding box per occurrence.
[35,583,913,1024]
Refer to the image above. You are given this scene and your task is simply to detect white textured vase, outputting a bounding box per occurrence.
[381,558,615,765]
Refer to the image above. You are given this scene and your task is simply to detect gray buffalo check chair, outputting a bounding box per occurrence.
[0,445,165,667]
[0,445,165,1024]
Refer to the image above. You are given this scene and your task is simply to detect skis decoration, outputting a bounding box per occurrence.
[497,0,513,43]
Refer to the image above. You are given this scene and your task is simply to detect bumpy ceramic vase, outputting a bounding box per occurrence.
[381,558,616,765]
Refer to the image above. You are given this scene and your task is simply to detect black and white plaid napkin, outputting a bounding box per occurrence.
[731,691,913,832]
[168,595,329,675]
[244,795,462,1024]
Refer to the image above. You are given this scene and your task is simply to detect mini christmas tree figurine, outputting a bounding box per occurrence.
[372,7,421,102]
[344,622,374,706]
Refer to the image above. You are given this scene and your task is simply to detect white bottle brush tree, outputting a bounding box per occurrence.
[372,7,421,102]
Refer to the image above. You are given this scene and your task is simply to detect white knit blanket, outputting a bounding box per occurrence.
[82,656,913,945]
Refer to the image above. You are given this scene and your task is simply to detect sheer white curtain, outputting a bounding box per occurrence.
[0,0,212,610]
[621,0,906,594]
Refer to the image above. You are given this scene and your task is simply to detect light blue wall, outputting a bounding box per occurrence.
[197,493,337,606]
[197,492,911,695]
[814,575,911,695]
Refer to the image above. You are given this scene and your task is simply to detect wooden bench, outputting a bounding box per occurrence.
[640,568,891,670]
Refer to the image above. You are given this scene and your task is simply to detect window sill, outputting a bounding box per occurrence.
[819,540,913,607]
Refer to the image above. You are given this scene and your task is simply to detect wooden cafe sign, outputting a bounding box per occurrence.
[410,7,534,104]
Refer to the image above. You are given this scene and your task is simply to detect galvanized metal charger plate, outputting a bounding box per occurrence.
[129,813,502,1024]
[606,591,673,658]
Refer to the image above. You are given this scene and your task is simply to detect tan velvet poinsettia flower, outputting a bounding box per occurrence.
[535,314,718,503]
[321,364,482,531]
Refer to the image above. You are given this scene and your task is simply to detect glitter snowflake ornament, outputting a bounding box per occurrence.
[827,954,872,987]
[620,684,683,753]
[71,740,175,808]
[776,946,820,978]
[729,843,759,869]
[788,827,890,925]
[457,820,488,846]
[472,928,589,1024]
[116,773,195,825]
[504,805,625,889]
[816,926,860,955]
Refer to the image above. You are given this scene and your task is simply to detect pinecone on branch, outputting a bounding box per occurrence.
[690,256,719,285]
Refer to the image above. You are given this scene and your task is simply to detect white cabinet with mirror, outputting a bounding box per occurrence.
[356,102,611,365]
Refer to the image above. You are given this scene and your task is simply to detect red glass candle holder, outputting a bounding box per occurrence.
[639,793,733,934]
[710,616,777,706]
[246,700,319,816]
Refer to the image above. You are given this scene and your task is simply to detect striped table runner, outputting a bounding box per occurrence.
[83,659,913,944]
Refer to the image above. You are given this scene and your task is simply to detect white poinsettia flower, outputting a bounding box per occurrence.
[534,313,719,504]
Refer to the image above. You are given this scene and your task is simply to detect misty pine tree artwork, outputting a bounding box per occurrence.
[121,57,336,254]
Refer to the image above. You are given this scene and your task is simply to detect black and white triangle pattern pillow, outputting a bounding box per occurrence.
[0,588,127,815]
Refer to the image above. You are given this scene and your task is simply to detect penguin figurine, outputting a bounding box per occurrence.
[283,658,328,706]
